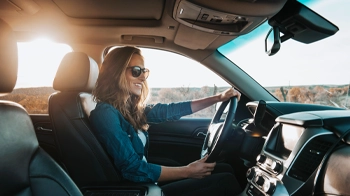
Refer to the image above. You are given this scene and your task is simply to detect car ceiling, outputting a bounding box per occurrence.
[0,0,287,63]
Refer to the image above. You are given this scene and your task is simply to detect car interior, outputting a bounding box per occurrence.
[1,0,350,196]
[0,18,83,196]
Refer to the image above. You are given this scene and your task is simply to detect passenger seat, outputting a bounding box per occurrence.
[0,18,83,196]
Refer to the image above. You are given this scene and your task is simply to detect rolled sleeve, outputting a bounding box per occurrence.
[90,103,161,182]
[146,101,193,123]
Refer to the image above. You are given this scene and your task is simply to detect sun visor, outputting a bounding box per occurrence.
[173,0,287,36]
[52,0,164,20]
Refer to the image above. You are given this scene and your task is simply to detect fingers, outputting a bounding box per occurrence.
[227,87,240,101]
[232,87,241,101]
[219,87,241,102]
[197,166,215,179]
[188,156,216,179]
[199,155,208,162]
[198,156,216,168]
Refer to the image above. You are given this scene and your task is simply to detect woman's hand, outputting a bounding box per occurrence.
[185,155,216,179]
[190,87,241,113]
[158,155,216,182]
[218,87,241,102]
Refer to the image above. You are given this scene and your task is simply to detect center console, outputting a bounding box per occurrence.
[241,111,343,196]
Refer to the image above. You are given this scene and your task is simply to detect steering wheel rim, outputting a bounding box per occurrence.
[201,96,238,163]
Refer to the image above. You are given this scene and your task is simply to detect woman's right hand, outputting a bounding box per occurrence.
[186,155,216,179]
[158,155,216,182]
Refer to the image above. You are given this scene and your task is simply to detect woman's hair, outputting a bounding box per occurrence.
[93,46,149,131]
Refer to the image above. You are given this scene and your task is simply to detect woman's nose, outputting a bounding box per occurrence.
[139,73,146,80]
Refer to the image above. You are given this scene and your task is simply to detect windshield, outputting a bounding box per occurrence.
[218,0,350,109]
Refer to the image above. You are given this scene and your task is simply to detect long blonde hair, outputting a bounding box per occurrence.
[93,46,149,131]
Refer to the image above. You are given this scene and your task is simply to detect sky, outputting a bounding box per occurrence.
[15,0,350,89]
[219,0,350,87]
[17,39,72,88]
[140,48,230,88]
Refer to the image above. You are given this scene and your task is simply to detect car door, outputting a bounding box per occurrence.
[141,48,252,166]
[147,118,211,166]
[30,113,61,163]
[147,96,251,167]
[0,88,61,164]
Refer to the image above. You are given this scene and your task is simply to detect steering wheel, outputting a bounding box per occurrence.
[201,96,238,163]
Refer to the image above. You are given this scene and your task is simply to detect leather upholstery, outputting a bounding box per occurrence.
[0,19,82,196]
[0,102,83,196]
[53,52,99,92]
[49,52,122,188]
[320,145,350,195]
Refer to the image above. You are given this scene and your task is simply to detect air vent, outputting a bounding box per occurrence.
[288,135,333,181]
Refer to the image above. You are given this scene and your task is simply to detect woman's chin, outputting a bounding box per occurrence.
[131,90,142,97]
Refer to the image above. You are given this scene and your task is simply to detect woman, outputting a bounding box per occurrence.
[90,46,242,195]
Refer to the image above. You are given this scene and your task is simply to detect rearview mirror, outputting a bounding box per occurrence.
[265,27,281,56]
[265,0,338,56]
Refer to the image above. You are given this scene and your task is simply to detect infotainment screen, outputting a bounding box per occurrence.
[265,123,304,159]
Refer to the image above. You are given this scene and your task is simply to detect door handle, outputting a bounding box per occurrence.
[36,126,52,132]
[196,132,207,137]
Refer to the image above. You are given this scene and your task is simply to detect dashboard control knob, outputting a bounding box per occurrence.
[263,181,276,195]
[246,168,256,181]
[271,161,282,173]
[255,175,265,186]
[256,154,266,164]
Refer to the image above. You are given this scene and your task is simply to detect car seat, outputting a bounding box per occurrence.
[0,18,83,196]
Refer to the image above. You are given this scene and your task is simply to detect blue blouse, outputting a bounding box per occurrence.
[89,101,193,182]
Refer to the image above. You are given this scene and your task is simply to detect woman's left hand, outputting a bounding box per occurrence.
[190,87,241,113]
[218,87,241,102]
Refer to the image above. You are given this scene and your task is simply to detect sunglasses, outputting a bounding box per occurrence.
[127,66,150,79]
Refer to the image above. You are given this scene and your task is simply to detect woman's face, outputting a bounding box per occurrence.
[125,54,147,96]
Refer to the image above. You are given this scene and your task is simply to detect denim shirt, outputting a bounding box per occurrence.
[89,101,192,182]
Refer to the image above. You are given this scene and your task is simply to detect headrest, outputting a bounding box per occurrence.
[0,101,38,194]
[0,19,18,96]
[53,52,99,92]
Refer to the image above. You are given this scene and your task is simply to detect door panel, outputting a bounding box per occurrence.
[147,118,211,166]
[30,114,61,164]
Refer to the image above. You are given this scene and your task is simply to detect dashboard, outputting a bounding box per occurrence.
[239,100,350,196]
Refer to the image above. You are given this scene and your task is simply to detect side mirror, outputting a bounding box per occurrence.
[265,26,281,56]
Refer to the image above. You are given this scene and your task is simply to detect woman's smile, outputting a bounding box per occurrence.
[126,54,146,96]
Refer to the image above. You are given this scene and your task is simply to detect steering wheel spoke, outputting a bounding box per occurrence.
[201,148,208,157]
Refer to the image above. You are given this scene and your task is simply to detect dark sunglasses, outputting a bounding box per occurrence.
[127,66,150,79]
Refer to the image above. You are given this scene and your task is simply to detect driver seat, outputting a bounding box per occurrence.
[0,19,82,196]
[48,52,123,188]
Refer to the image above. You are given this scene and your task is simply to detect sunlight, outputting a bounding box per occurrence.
[16,38,72,88]
[282,125,304,151]
[142,48,230,88]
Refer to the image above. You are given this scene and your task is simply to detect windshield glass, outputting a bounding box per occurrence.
[218,0,350,109]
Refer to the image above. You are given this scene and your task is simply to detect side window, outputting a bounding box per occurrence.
[141,48,230,118]
[0,39,72,114]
